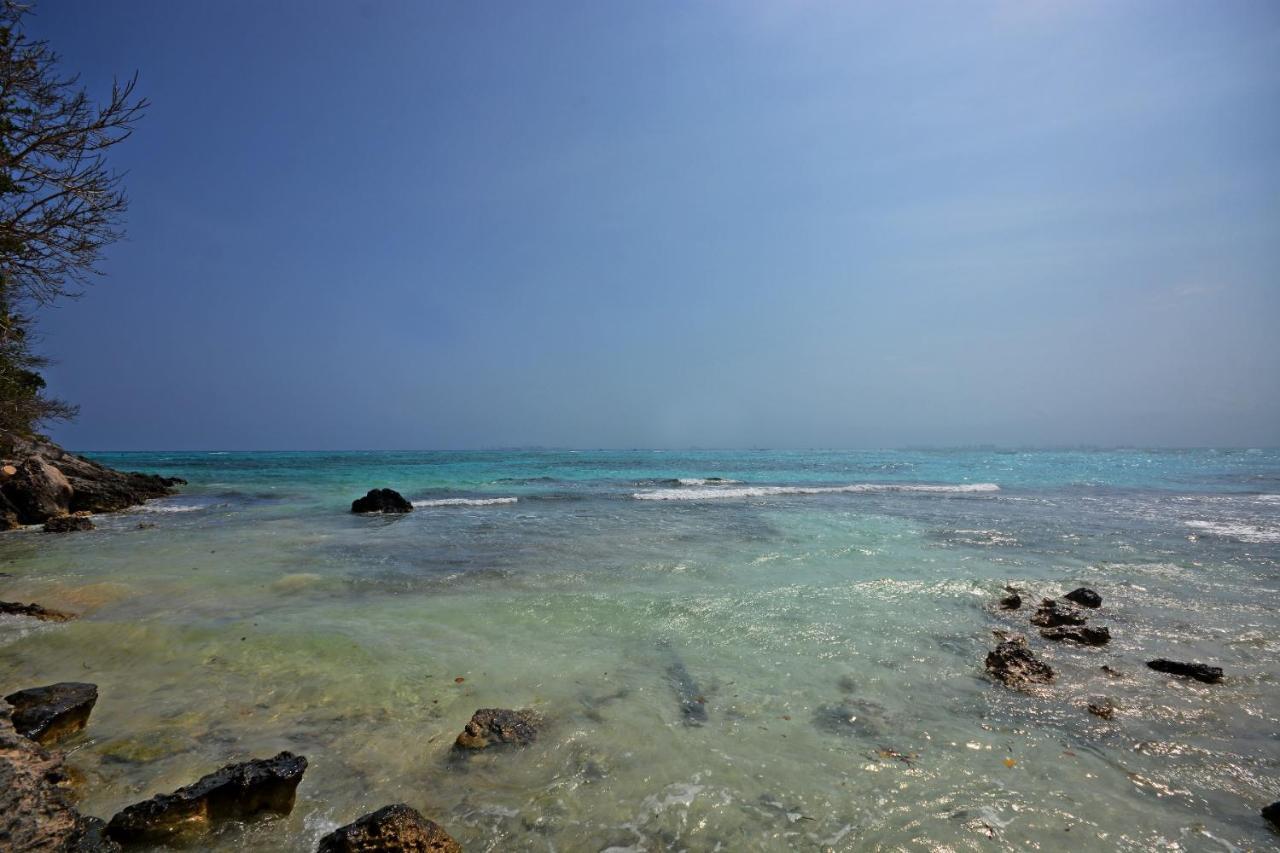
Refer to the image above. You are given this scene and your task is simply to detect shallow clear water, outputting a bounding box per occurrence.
[2,449,1278,851]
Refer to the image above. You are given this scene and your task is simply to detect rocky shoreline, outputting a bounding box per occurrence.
[0,431,185,532]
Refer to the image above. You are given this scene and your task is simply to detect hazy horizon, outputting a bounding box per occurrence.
[28,1,1280,450]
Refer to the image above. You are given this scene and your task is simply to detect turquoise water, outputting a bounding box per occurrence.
[2,449,1278,851]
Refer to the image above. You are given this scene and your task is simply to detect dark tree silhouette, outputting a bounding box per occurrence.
[0,1,145,432]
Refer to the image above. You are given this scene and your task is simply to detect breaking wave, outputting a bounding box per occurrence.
[412,497,519,507]
[1184,519,1280,543]
[632,483,1000,501]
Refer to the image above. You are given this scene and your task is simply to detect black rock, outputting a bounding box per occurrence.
[317,803,461,853]
[4,682,98,744]
[1263,801,1280,832]
[43,514,94,533]
[985,637,1055,688]
[105,751,307,844]
[998,592,1022,610]
[1064,587,1102,608]
[0,600,76,622]
[1146,659,1223,684]
[1030,598,1088,628]
[1039,625,1111,646]
[454,708,539,751]
[351,488,413,514]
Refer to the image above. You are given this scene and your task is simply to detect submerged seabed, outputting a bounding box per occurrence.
[2,449,1278,851]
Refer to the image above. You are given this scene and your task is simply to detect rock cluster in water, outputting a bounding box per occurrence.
[318,803,462,852]
[351,487,413,514]
[0,430,184,531]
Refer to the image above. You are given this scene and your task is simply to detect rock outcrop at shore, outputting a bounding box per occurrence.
[105,751,307,844]
[0,700,119,852]
[351,488,413,514]
[4,682,98,744]
[318,804,461,853]
[0,430,184,530]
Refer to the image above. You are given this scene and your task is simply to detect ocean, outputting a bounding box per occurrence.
[2,449,1278,850]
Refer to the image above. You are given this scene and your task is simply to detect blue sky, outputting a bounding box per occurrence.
[28,1,1280,449]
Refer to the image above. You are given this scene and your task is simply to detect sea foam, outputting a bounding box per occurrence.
[632,483,999,501]
[1184,519,1280,543]
[412,497,518,507]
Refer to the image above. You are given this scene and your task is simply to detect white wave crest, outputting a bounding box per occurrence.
[676,478,741,486]
[138,502,208,513]
[632,483,1000,501]
[1184,520,1280,543]
[412,497,518,507]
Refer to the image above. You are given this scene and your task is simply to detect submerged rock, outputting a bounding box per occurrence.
[105,751,307,844]
[351,488,413,514]
[317,803,461,852]
[1146,659,1223,684]
[0,600,76,621]
[1064,587,1102,608]
[1030,598,1088,628]
[985,637,1055,688]
[811,699,887,739]
[4,682,98,744]
[454,708,539,751]
[1087,696,1117,720]
[0,700,118,852]
[998,592,1022,610]
[1039,625,1111,646]
[43,513,94,533]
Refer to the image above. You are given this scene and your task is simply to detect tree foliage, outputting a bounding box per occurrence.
[0,1,144,433]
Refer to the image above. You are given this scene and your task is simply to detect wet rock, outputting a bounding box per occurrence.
[454,708,539,751]
[1,700,119,851]
[1101,665,1124,678]
[1064,587,1102,608]
[351,488,413,514]
[1146,659,1223,684]
[0,600,76,621]
[317,803,461,853]
[4,682,98,744]
[1030,598,1088,628]
[105,751,307,844]
[985,637,1055,688]
[998,593,1021,610]
[1263,801,1280,832]
[1087,697,1117,720]
[1039,625,1111,646]
[43,513,94,533]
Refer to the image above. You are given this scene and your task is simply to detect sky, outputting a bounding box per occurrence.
[25,0,1280,450]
